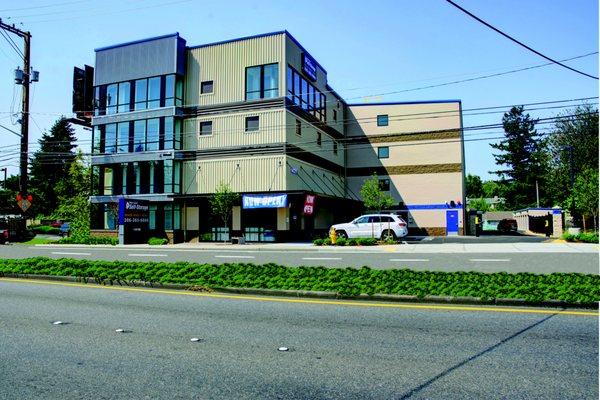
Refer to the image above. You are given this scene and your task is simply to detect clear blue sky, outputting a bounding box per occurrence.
[0,0,597,180]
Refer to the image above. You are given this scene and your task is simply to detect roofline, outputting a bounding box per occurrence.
[186,30,328,74]
[95,32,180,52]
[347,100,462,106]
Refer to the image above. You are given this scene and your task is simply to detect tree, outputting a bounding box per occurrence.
[29,117,77,217]
[360,174,395,238]
[571,169,598,232]
[0,175,21,215]
[490,106,548,210]
[546,105,598,212]
[209,182,240,232]
[468,198,490,212]
[465,174,484,198]
[51,152,91,240]
[482,180,503,199]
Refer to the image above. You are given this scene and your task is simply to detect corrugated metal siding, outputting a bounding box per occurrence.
[185,34,285,106]
[184,109,285,150]
[184,155,286,194]
[95,36,181,85]
[285,111,344,167]
[286,156,346,198]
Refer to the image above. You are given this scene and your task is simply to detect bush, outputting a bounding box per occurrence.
[58,235,118,245]
[322,238,332,246]
[562,232,599,243]
[313,238,324,246]
[356,238,378,246]
[200,233,213,242]
[0,257,598,304]
[346,238,358,246]
[335,237,347,246]
[148,237,168,246]
[29,225,60,235]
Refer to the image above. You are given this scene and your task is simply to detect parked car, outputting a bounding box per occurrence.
[330,214,408,240]
[59,222,70,237]
[497,218,518,233]
[50,220,63,228]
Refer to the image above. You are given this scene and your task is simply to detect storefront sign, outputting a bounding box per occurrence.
[242,194,288,209]
[118,198,150,226]
[303,194,316,215]
[302,53,318,81]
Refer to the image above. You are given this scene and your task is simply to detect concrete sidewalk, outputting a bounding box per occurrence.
[33,241,599,253]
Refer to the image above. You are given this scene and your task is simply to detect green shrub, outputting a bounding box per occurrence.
[346,238,358,246]
[313,238,324,246]
[200,233,213,242]
[148,237,168,246]
[29,225,60,235]
[357,238,377,246]
[322,238,332,246]
[0,257,598,304]
[335,237,347,246]
[58,235,118,245]
[562,232,599,243]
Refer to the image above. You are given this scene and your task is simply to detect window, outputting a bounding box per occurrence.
[133,120,146,152]
[117,122,129,153]
[134,79,147,110]
[333,140,338,155]
[92,126,102,154]
[379,179,390,191]
[200,121,212,136]
[317,131,322,146]
[285,65,327,122]
[378,146,389,159]
[146,118,160,151]
[117,82,130,113]
[106,84,117,115]
[164,75,175,106]
[164,160,173,193]
[149,205,157,230]
[164,117,174,150]
[377,114,389,126]
[245,116,259,132]
[333,109,337,122]
[295,119,301,136]
[245,63,279,100]
[164,204,173,230]
[201,80,213,94]
[105,124,117,153]
[354,216,368,224]
[147,77,161,108]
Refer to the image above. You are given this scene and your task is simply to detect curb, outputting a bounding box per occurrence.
[2,273,597,310]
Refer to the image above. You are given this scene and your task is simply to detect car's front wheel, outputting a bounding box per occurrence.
[381,229,396,242]
[335,230,348,239]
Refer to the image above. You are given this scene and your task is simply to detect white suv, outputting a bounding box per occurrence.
[330,214,408,240]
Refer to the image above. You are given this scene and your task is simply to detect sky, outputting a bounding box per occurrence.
[0,0,598,180]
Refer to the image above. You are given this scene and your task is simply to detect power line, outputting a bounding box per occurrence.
[0,0,90,12]
[445,0,599,80]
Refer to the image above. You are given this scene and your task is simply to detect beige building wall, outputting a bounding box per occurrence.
[286,156,346,197]
[183,155,286,195]
[285,111,343,167]
[185,33,285,106]
[184,108,285,150]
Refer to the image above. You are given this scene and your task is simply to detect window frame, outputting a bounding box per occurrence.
[199,120,213,136]
[378,146,390,159]
[200,80,214,94]
[377,114,389,126]
[245,116,260,133]
[245,63,279,101]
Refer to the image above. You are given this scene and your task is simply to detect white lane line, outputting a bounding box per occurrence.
[389,258,429,262]
[214,255,255,259]
[51,251,91,256]
[469,258,511,262]
[302,257,342,260]
[128,253,168,257]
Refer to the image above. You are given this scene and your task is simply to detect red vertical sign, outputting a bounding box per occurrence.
[303,194,316,215]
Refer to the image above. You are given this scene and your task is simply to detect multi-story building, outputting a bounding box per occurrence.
[88,31,465,242]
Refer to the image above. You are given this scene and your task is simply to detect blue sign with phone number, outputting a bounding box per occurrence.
[302,53,317,81]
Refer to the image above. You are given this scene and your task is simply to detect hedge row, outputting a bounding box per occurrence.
[58,236,118,245]
[313,237,379,246]
[29,225,60,235]
[1,257,598,304]
[562,232,599,244]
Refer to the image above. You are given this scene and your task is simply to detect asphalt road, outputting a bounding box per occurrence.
[0,279,597,399]
[2,243,598,273]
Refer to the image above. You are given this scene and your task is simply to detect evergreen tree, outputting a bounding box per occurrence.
[29,117,77,217]
[465,174,484,198]
[490,106,548,210]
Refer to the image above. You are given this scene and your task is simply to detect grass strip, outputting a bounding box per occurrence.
[0,257,598,304]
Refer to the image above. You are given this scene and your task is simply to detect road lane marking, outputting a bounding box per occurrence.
[389,259,429,262]
[214,255,255,259]
[128,254,168,257]
[1,278,596,317]
[469,259,511,262]
[302,257,342,260]
[51,251,91,256]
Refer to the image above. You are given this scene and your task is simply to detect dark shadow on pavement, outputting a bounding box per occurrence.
[397,313,557,399]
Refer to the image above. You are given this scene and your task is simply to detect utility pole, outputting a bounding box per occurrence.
[535,179,540,208]
[0,19,37,213]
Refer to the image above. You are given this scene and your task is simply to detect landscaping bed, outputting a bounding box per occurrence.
[1,258,598,305]
[562,232,599,244]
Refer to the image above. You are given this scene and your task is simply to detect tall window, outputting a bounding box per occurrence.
[165,75,175,106]
[106,84,117,115]
[105,123,117,153]
[133,120,146,152]
[92,126,102,154]
[286,66,326,122]
[134,79,147,110]
[117,82,130,113]
[147,77,161,108]
[245,63,279,100]
[295,119,301,136]
[117,122,129,153]
[164,117,174,150]
[146,118,160,151]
